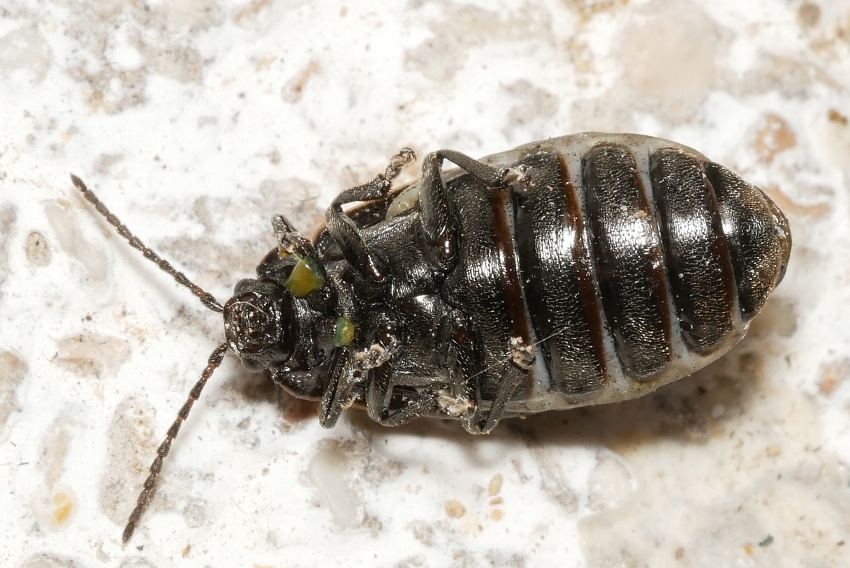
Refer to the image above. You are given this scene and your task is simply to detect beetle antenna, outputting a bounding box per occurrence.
[70,176,230,541]
[123,342,228,544]
[70,175,224,313]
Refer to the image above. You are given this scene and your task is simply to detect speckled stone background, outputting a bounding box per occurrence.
[2,1,849,567]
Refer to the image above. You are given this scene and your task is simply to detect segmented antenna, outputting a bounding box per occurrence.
[71,175,229,543]
[70,175,223,313]
[123,343,228,543]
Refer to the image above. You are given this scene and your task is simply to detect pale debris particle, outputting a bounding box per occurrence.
[444,499,466,518]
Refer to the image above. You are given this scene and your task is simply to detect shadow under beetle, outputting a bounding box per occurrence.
[71,132,791,543]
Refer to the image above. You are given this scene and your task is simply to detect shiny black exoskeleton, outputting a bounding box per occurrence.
[224,133,791,435]
[72,132,791,542]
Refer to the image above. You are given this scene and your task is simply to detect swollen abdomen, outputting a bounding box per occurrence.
[448,133,791,412]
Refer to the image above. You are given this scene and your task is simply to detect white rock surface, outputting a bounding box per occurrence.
[1,1,849,566]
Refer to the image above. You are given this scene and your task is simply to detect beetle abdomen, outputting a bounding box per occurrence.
[513,151,608,396]
[582,143,674,379]
[650,148,736,354]
[441,134,791,412]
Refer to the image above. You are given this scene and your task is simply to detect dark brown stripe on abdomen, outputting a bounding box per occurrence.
[582,143,672,379]
[492,188,533,353]
[650,148,734,353]
[513,152,606,395]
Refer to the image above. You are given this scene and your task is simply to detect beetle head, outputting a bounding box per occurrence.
[223,278,296,372]
[223,244,329,375]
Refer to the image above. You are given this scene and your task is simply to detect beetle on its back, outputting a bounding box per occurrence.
[71,132,791,542]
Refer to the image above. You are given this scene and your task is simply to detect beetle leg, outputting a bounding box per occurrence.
[325,148,416,286]
[369,389,442,426]
[366,373,446,427]
[471,373,524,434]
[335,148,416,205]
[437,309,493,431]
[364,361,474,427]
[271,214,321,261]
[355,343,396,416]
[418,149,514,271]
[359,317,446,426]
[458,384,516,434]
[440,309,475,402]
[320,335,403,428]
[354,338,398,371]
[456,337,531,434]
[319,347,353,428]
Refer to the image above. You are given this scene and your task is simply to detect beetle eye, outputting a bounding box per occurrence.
[233,278,254,295]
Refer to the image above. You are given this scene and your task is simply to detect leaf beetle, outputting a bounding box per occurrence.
[71,132,791,542]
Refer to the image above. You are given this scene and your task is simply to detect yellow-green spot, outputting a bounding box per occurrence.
[285,257,325,298]
[334,317,355,346]
[278,248,291,259]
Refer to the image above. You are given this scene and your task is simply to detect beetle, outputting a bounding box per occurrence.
[71,132,791,542]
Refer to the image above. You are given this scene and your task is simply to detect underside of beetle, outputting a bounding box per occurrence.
[72,132,791,543]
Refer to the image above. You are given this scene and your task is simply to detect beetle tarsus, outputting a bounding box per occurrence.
[323,149,418,286]
[384,147,416,180]
[509,336,535,370]
[354,337,399,371]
